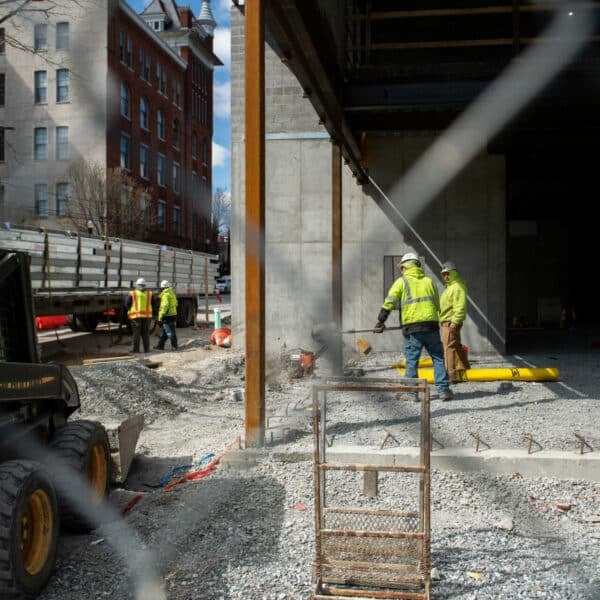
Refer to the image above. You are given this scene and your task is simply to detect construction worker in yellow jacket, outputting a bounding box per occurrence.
[126,277,154,353]
[374,253,452,401]
[439,261,470,382]
[154,280,178,350]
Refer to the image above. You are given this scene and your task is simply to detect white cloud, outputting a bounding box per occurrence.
[217,0,234,14]
[213,26,231,70]
[214,80,231,118]
[212,142,230,168]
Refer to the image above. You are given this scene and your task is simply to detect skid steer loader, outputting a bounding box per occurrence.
[0,250,112,598]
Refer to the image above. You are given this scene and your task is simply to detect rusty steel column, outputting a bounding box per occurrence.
[244,0,266,447]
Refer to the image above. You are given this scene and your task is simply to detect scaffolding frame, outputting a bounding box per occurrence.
[311,377,431,600]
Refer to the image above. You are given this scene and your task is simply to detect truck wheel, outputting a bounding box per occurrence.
[49,420,111,532]
[177,299,196,327]
[67,314,80,332]
[0,460,59,599]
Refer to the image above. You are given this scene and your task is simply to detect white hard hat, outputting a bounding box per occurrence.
[399,252,420,265]
[441,261,456,273]
[135,277,146,288]
[160,280,170,288]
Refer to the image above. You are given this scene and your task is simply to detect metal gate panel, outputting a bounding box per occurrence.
[311,378,431,600]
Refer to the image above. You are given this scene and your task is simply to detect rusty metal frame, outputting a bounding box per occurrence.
[311,377,431,600]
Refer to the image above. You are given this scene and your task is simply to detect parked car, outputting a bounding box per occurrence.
[214,275,231,294]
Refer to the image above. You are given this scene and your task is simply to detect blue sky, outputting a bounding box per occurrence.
[129,0,232,193]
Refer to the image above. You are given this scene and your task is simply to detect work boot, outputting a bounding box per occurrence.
[153,345,164,350]
[441,389,454,402]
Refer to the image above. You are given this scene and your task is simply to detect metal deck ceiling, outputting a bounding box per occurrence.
[261,0,600,182]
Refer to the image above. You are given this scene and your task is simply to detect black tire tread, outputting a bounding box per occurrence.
[49,420,110,532]
[0,460,58,599]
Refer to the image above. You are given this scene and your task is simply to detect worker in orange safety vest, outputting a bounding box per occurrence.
[126,277,154,353]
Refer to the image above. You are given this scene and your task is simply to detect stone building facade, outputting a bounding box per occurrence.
[0,0,221,250]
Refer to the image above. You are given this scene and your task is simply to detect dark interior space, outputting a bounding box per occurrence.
[505,141,600,352]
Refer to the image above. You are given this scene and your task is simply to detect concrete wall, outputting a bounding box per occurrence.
[231,8,506,359]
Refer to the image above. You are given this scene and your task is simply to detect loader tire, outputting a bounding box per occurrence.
[49,420,111,533]
[177,299,196,328]
[0,460,59,599]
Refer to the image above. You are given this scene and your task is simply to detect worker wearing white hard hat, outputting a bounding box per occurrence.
[439,261,470,382]
[126,277,154,353]
[155,280,178,351]
[373,251,452,401]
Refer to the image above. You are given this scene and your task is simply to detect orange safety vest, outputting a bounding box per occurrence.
[128,289,153,319]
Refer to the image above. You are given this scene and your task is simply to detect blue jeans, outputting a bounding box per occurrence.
[403,330,449,393]
[157,318,178,349]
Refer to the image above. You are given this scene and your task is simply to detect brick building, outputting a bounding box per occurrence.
[0,0,221,250]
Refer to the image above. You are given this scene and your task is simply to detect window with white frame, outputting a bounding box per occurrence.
[56,182,69,216]
[35,183,48,216]
[34,127,47,160]
[126,36,132,68]
[56,126,69,160]
[172,79,181,106]
[140,96,149,129]
[34,71,47,104]
[157,200,166,231]
[56,69,69,102]
[120,133,130,170]
[119,31,125,62]
[157,109,165,139]
[157,153,166,186]
[172,162,180,194]
[34,24,47,51]
[120,82,130,118]
[56,22,69,50]
[144,55,151,82]
[140,144,149,179]
[173,206,181,235]
[172,119,180,148]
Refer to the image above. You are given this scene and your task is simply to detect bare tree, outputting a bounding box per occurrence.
[211,187,231,244]
[67,158,155,241]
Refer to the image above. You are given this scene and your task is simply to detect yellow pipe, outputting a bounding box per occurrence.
[394,366,559,383]
[394,357,433,368]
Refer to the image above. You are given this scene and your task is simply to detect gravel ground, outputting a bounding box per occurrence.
[36,328,600,600]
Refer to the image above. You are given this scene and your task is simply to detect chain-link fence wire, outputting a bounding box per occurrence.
[1,1,598,598]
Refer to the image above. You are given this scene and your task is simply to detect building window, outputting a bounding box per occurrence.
[0,29,4,54]
[173,206,181,236]
[119,31,125,62]
[34,71,47,104]
[157,109,165,140]
[192,171,197,200]
[34,127,47,160]
[35,184,48,216]
[56,69,69,102]
[56,126,69,160]
[34,24,48,51]
[140,96,149,129]
[120,82,130,118]
[172,162,180,194]
[172,79,181,107]
[56,22,69,50]
[138,48,144,77]
[56,182,69,216]
[126,37,133,68]
[0,73,4,106]
[157,200,166,231]
[0,128,4,162]
[144,55,151,82]
[120,133,130,170]
[140,144,149,179]
[202,138,208,164]
[157,153,166,186]
[191,133,197,159]
[172,119,180,148]
[161,70,167,96]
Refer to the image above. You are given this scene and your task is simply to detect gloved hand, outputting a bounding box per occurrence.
[373,322,386,333]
